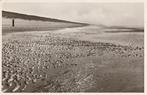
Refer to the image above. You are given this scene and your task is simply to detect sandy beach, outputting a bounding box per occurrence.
[2,25,144,92]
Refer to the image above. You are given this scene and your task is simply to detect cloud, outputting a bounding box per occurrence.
[3,3,144,27]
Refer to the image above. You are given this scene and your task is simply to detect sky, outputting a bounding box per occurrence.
[2,2,144,27]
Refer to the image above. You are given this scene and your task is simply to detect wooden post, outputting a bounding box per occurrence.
[12,19,15,27]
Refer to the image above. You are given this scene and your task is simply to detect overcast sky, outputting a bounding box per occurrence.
[3,2,144,27]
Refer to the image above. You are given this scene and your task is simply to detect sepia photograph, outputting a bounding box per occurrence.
[1,0,144,93]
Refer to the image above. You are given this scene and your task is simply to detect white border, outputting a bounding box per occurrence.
[0,0,146,3]
[0,0,146,95]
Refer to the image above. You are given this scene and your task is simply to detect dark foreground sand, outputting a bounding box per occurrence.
[2,26,144,92]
